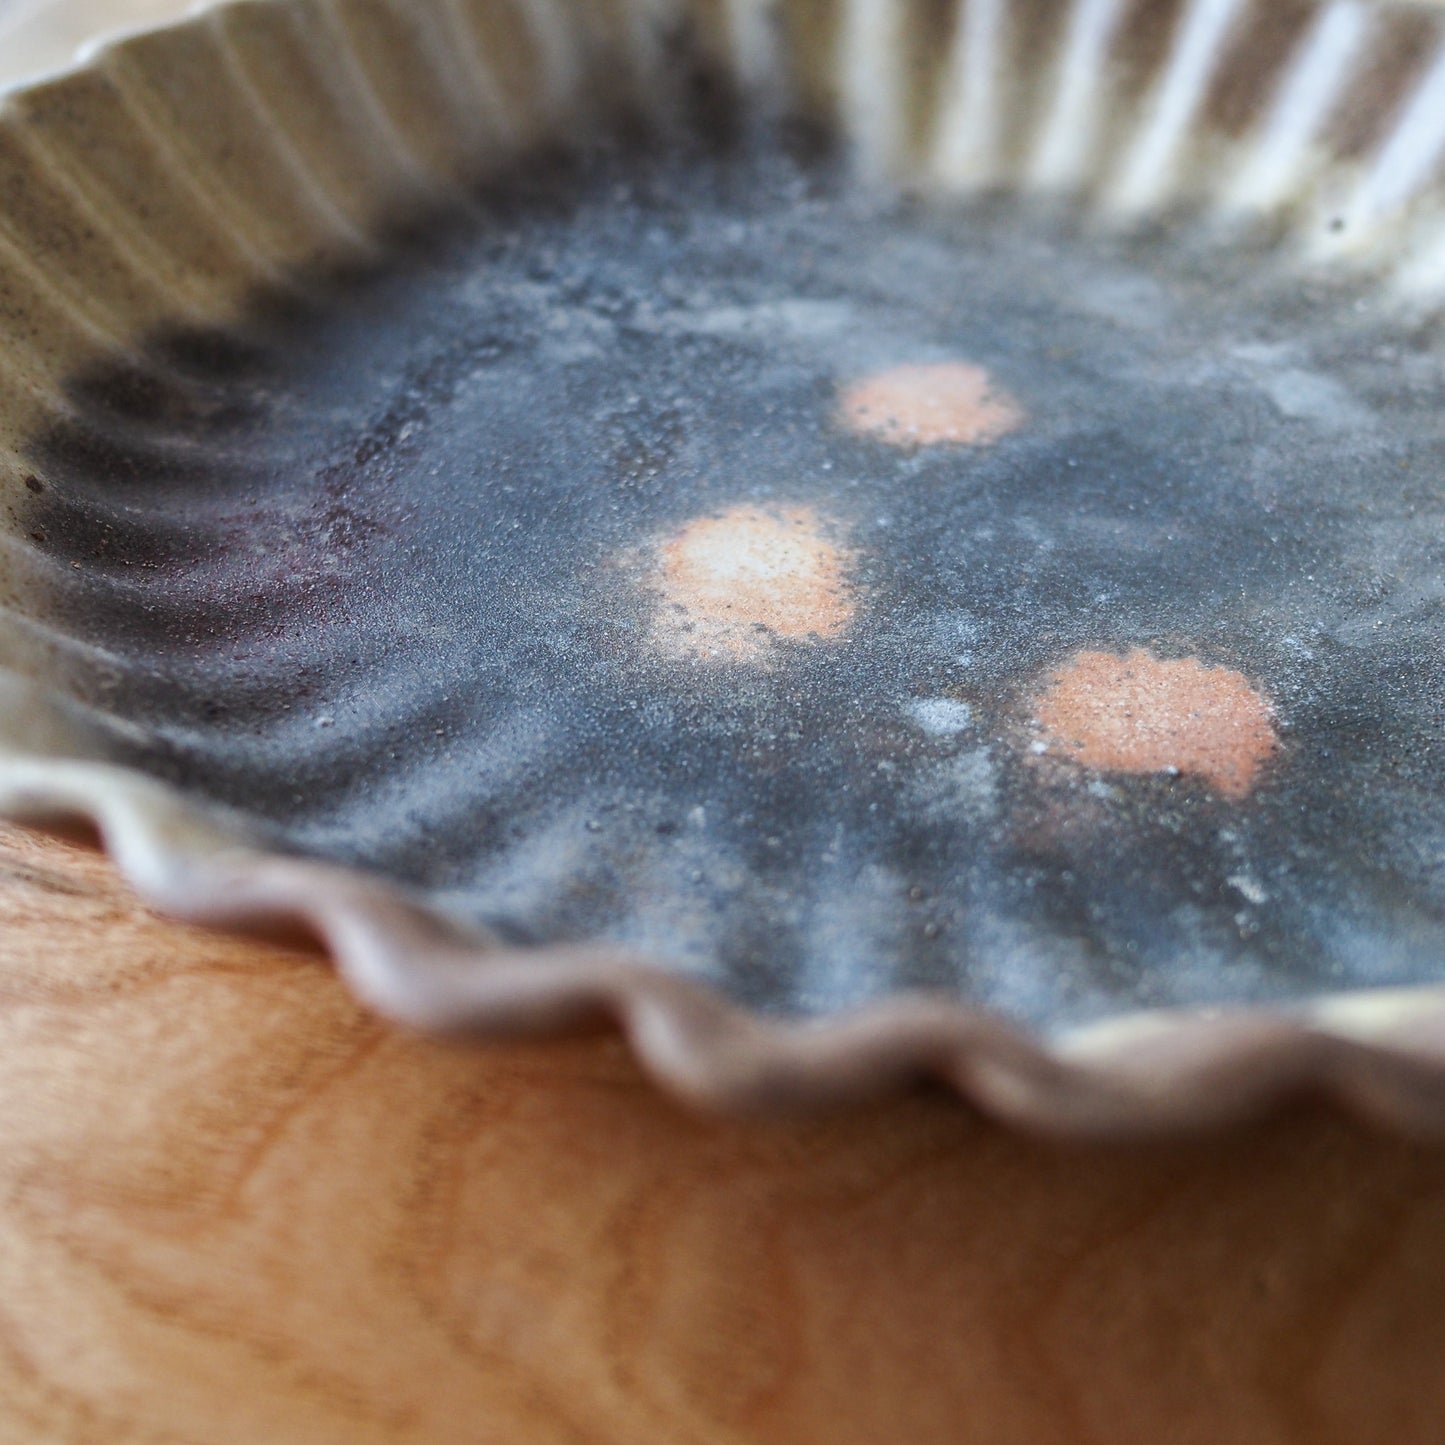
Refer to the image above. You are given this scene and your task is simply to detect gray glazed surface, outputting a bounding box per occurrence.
[28,130,1445,1032]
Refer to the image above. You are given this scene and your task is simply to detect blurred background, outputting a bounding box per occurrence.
[0,0,189,85]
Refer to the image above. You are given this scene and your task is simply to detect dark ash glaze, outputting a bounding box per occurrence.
[23,127,1445,1032]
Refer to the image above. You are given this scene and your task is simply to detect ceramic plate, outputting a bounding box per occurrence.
[4,0,1445,1130]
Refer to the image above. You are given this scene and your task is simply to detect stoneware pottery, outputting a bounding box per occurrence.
[3,0,1445,1130]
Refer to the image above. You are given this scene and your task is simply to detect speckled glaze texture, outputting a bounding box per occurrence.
[4,0,1445,1132]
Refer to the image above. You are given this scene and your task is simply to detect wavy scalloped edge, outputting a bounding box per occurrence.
[6,676,1445,1135]
[5,0,1445,1132]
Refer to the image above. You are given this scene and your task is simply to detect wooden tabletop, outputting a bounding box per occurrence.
[0,820,1442,1444]
[2,2,1444,1439]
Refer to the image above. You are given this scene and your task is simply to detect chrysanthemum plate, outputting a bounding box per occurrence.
[4,0,1445,1130]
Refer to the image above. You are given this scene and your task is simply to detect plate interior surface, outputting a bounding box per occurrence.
[22,112,1445,1034]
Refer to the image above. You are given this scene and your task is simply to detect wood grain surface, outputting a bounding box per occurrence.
[0,821,1442,1445]
[2,3,1444,1441]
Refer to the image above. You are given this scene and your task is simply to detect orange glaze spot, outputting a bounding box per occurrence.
[837,362,1024,448]
[652,504,855,663]
[1032,648,1278,799]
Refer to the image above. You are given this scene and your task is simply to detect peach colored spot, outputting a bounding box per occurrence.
[652,504,854,663]
[837,362,1024,448]
[1032,648,1277,799]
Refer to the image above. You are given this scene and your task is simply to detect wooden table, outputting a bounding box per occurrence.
[0,821,1441,1444]
[3,2,1444,1438]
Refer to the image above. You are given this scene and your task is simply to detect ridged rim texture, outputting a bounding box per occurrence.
[5,0,1445,1132]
